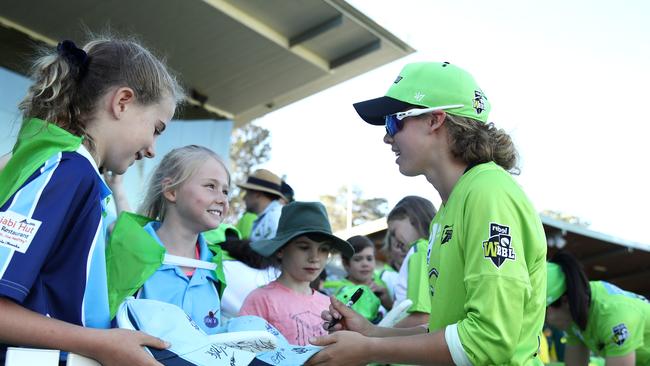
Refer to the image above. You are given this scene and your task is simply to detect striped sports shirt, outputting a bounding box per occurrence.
[0,145,111,330]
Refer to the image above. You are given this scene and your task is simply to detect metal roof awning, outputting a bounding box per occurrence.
[543,216,650,299]
[0,0,414,125]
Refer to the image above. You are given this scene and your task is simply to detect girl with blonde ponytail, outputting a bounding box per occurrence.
[0,36,184,365]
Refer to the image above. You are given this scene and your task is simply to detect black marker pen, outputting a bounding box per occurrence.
[327,287,364,330]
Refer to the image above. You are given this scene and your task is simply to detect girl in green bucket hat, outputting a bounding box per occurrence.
[239,201,354,346]
[547,251,650,365]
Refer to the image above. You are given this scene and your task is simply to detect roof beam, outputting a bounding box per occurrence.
[330,39,380,69]
[0,16,56,46]
[289,15,342,47]
[606,267,650,283]
[580,247,631,266]
[201,0,331,72]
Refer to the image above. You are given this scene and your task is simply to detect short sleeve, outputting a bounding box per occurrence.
[456,179,535,364]
[597,311,644,358]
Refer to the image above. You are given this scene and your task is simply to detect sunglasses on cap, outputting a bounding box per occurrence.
[384,104,464,137]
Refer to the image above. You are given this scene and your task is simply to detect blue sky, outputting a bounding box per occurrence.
[254,0,650,245]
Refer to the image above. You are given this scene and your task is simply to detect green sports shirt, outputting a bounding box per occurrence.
[565,281,650,364]
[236,211,257,240]
[323,279,383,322]
[406,238,431,314]
[427,162,547,365]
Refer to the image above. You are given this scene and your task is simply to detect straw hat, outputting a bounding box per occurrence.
[237,169,285,199]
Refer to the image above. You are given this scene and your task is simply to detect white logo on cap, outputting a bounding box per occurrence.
[414,92,425,102]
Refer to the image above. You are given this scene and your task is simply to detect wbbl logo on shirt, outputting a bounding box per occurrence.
[612,323,629,346]
[482,223,516,268]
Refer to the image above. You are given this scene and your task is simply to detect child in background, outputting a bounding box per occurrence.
[388,196,436,328]
[324,235,392,323]
[0,37,183,365]
[374,232,409,301]
[239,201,354,346]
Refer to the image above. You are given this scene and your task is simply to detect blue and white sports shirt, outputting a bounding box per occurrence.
[0,146,111,329]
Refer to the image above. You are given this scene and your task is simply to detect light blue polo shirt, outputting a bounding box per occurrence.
[136,222,224,334]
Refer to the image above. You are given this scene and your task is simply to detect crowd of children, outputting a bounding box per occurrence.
[1,35,648,366]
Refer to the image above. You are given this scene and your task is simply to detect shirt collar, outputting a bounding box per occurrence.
[143,221,216,280]
[259,199,281,217]
[76,144,111,201]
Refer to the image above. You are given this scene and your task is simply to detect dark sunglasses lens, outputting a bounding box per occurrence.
[385,115,400,136]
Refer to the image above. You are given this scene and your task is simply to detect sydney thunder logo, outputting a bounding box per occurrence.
[482,223,516,268]
[473,90,487,114]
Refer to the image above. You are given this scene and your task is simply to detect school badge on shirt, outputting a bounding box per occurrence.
[204,310,219,328]
[482,222,516,268]
[0,211,42,253]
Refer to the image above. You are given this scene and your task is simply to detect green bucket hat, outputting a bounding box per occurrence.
[547,262,567,306]
[353,61,491,125]
[250,201,354,258]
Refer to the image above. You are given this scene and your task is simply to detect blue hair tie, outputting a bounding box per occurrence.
[57,40,89,78]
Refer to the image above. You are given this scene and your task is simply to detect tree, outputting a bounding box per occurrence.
[320,186,388,232]
[227,123,271,223]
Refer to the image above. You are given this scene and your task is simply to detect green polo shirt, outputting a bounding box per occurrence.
[566,281,650,364]
[427,162,547,365]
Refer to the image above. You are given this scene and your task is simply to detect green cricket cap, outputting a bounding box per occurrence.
[546,262,567,306]
[353,61,491,125]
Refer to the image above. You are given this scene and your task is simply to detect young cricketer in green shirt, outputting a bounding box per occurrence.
[307,61,547,366]
[547,252,650,365]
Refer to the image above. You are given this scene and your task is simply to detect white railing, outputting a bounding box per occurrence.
[5,348,101,366]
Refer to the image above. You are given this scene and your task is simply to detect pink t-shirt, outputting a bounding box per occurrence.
[239,280,329,345]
